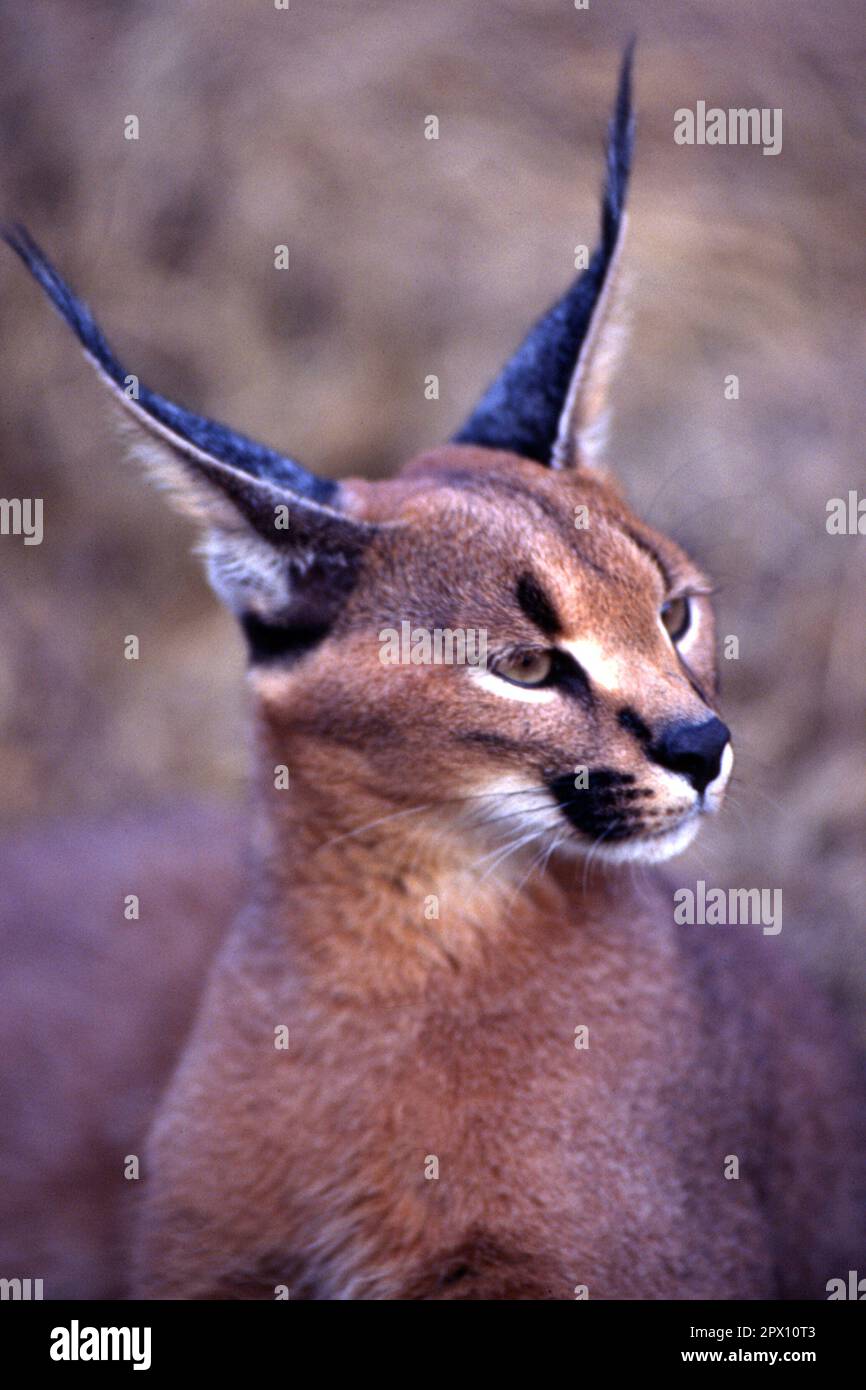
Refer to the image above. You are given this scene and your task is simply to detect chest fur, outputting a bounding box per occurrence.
[139,899,774,1299]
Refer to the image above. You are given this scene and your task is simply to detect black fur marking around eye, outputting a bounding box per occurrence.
[550,650,594,704]
[516,573,561,637]
[492,648,594,703]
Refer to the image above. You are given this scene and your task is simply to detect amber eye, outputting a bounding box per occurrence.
[493,649,554,687]
[661,596,691,642]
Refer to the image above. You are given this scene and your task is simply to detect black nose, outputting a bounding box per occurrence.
[649,716,730,794]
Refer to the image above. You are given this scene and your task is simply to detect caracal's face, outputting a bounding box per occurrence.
[258,447,732,868]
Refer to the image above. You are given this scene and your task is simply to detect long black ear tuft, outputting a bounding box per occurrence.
[3,225,387,664]
[452,39,635,468]
[1,223,336,506]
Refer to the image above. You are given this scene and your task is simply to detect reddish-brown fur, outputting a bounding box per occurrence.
[126,448,863,1299]
[3,48,862,1299]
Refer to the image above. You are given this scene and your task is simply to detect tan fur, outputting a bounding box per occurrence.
[127,447,863,1299]
[3,44,861,1297]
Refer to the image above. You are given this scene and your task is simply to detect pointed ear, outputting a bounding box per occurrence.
[119,413,379,664]
[549,210,630,470]
[453,39,634,471]
[3,225,380,662]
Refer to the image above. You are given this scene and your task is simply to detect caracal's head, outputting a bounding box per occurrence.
[319,446,730,867]
[4,44,731,870]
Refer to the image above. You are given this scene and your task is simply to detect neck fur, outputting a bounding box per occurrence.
[242,719,633,999]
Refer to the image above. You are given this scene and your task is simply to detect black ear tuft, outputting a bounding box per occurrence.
[3,223,387,662]
[1,223,336,505]
[600,37,635,255]
[452,40,635,466]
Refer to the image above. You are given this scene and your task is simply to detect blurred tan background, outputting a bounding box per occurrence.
[1,1,864,1028]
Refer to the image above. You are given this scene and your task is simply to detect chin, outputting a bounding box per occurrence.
[575,813,703,865]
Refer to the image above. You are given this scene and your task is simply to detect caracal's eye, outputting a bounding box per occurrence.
[661,596,691,643]
[493,648,554,687]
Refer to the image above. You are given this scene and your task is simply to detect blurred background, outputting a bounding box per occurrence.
[0,0,863,1032]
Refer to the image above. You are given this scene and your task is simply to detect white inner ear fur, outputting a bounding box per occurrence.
[204,530,289,617]
[119,429,243,530]
[110,400,316,621]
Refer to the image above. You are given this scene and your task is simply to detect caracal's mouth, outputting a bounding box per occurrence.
[548,743,733,865]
